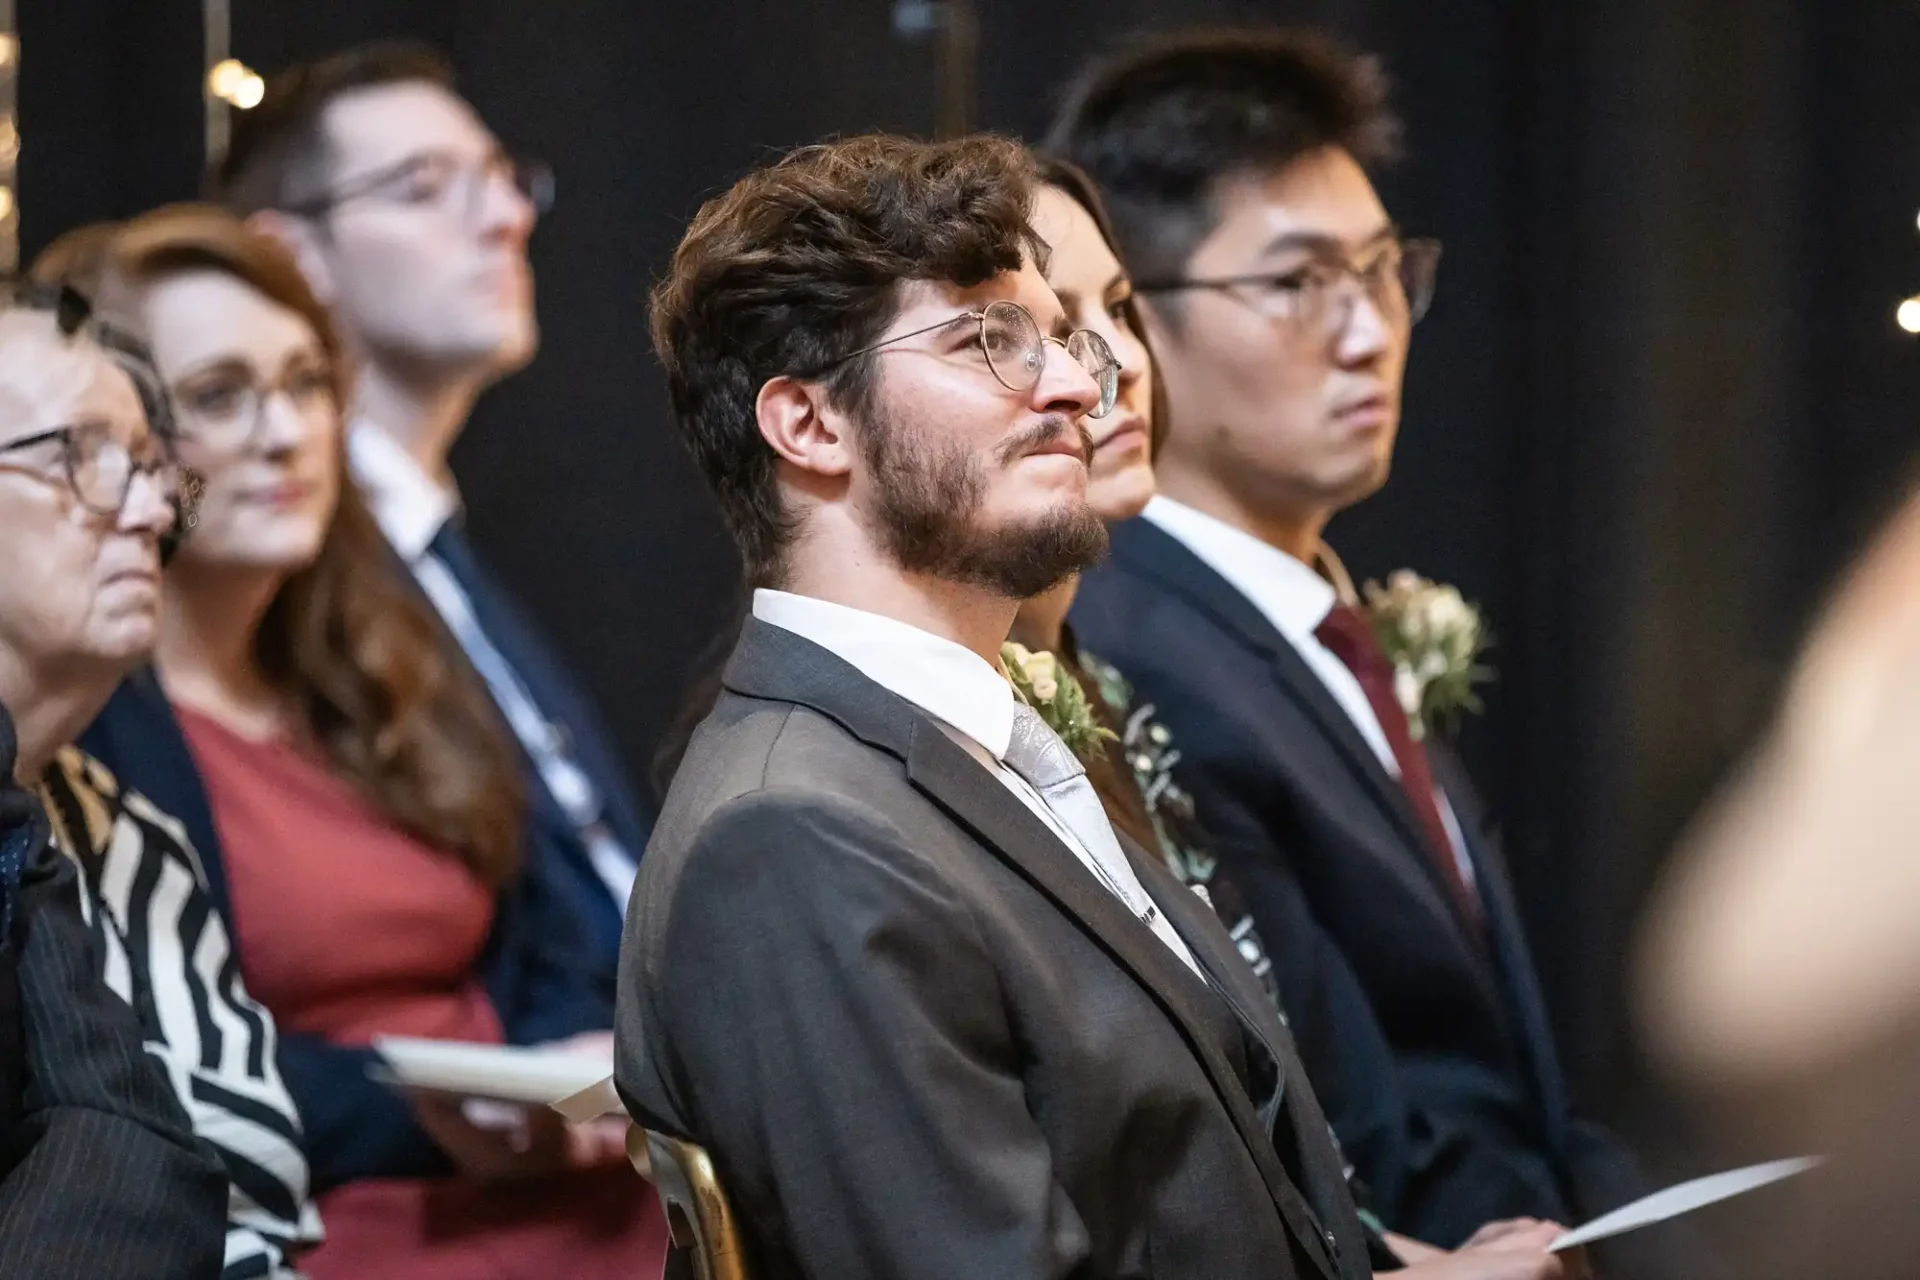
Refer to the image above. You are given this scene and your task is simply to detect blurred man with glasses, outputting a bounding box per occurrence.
[1054,27,1662,1270]
[214,43,647,1004]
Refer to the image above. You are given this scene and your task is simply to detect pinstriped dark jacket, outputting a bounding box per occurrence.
[0,704,227,1277]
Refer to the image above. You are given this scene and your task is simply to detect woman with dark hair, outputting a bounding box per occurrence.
[1018,160,1581,1280]
[1013,158,1280,1004]
[39,205,666,1279]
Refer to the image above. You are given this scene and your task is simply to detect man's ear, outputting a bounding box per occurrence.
[756,376,854,478]
[246,209,337,305]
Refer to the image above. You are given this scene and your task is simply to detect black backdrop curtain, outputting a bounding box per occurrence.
[19,0,1920,1148]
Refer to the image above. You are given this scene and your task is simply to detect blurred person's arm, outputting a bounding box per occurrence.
[1643,488,1920,1081]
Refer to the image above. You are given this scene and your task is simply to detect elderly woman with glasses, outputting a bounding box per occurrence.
[0,286,266,1275]
[35,206,666,1279]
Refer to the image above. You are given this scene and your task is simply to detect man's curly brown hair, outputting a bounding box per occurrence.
[649,132,1047,587]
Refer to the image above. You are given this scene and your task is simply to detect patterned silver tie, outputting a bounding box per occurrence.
[1003,703,1200,974]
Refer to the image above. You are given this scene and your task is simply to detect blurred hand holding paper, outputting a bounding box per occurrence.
[372,1035,614,1105]
[1549,1157,1822,1252]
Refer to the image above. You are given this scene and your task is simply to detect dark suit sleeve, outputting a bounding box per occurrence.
[484,856,615,1045]
[0,836,227,1277]
[276,1033,450,1190]
[637,790,1099,1279]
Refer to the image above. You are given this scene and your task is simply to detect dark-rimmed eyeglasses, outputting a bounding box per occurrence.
[1135,237,1443,337]
[286,148,555,226]
[0,421,201,523]
[813,299,1121,418]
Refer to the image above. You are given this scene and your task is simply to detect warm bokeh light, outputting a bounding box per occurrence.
[208,59,265,109]
[207,58,247,99]
[1898,297,1920,334]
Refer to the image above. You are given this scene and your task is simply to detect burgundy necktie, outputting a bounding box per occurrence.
[1313,603,1482,931]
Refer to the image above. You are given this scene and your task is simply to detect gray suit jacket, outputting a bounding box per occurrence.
[616,619,1370,1280]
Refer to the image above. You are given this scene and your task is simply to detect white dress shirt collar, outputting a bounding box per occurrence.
[348,420,460,561]
[1141,495,1337,644]
[751,589,1017,760]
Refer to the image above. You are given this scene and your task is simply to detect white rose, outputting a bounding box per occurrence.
[1426,587,1472,635]
[1399,601,1433,650]
[1026,650,1060,703]
[1393,662,1424,720]
[1387,569,1424,596]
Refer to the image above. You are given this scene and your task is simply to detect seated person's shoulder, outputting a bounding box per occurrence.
[39,746,127,858]
[670,783,917,891]
[40,747,205,885]
[642,783,948,945]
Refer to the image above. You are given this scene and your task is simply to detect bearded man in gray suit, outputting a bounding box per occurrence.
[617,132,1371,1280]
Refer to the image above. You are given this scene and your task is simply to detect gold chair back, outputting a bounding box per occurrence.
[628,1124,751,1280]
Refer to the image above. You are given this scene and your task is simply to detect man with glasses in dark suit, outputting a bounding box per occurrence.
[1055,26,1660,1268]
[212,43,646,1014]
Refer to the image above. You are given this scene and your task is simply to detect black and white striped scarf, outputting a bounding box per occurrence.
[40,747,324,1280]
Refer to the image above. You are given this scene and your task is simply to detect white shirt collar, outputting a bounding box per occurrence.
[347,421,459,561]
[1140,495,1336,644]
[751,589,1016,760]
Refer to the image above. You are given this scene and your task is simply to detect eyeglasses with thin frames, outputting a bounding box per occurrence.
[813,299,1122,418]
[287,148,555,227]
[1135,237,1443,338]
[169,360,339,454]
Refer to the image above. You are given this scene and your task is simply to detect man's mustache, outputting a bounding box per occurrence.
[997,415,1093,467]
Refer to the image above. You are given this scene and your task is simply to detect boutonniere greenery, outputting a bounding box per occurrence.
[1002,642,1117,762]
[1361,570,1494,741]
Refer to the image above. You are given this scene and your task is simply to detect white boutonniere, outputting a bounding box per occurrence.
[1361,570,1494,740]
[1002,642,1117,762]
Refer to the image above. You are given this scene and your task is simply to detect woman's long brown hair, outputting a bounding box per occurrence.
[36,205,527,886]
[1034,156,1171,458]
[1031,157,1170,857]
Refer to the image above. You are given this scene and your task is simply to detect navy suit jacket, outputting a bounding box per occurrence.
[1073,517,1644,1247]
[80,670,614,1192]
[425,523,651,986]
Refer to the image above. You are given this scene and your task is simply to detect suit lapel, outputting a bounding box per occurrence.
[1108,519,1472,931]
[904,723,1340,1280]
[1429,751,1573,1133]
[1129,836,1284,1101]
[1262,636,1437,855]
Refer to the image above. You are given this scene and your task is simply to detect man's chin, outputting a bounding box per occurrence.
[487,322,539,376]
[972,507,1110,600]
[1325,452,1393,509]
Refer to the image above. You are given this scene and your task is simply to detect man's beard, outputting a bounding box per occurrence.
[861,408,1109,600]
